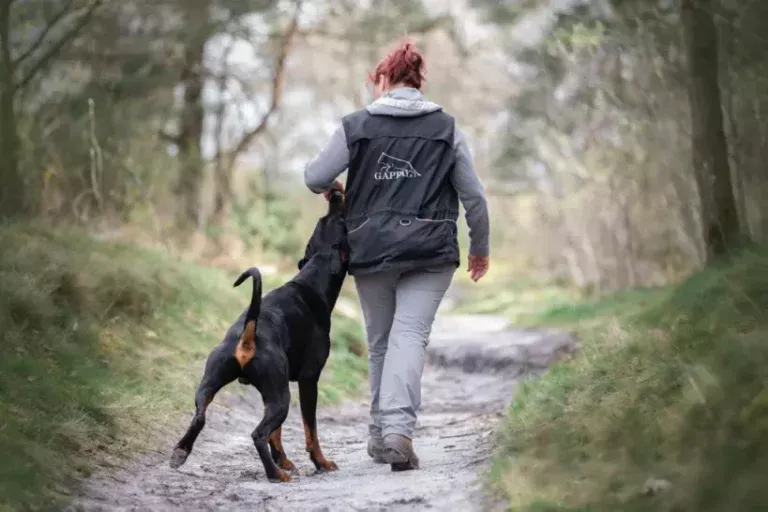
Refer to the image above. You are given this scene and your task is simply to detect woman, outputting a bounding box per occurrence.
[304,41,490,471]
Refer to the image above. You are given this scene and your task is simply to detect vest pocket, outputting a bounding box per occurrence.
[347,218,370,234]
[347,213,458,270]
[415,217,457,224]
[398,216,457,261]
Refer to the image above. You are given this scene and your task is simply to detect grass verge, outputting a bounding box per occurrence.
[490,247,768,511]
[0,223,366,511]
[452,277,581,322]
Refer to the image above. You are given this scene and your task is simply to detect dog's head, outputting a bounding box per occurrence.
[298,189,348,274]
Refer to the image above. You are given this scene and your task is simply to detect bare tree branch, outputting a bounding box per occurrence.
[219,8,300,173]
[297,21,446,43]
[15,0,103,90]
[214,39,238,174]
[13,0,75,67]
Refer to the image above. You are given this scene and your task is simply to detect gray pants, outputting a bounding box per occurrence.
[354,265,455,440]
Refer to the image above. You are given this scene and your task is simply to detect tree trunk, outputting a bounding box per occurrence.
[0,2,24,218]
[682,0,742,262]
[718,15,752,241]
[210,163,232,229]
[208,68,230,231]
[753,95,768,244]
[174,0,209,231]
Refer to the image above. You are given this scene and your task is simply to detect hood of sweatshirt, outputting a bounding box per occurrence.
[365,87,443,118]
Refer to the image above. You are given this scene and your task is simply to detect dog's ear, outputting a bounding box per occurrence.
[298,257,308,270]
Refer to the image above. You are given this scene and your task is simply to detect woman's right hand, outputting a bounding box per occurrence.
[467,255,489,282]
[323,179,345,201]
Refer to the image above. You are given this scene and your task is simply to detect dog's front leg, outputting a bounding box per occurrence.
[250,389,292,482]
[299,379,338,472]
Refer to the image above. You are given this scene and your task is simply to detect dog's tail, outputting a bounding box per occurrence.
[233,268,262,373]
[233,267,262,325]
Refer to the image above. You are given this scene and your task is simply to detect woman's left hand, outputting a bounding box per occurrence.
[467,255,489,282]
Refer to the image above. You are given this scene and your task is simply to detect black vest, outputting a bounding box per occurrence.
[342,109,460,276]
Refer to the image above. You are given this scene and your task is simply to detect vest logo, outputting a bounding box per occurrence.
[374,153,422,180]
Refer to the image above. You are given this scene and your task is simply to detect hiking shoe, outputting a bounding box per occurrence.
[367,436,387,464]
[382,433,420,471]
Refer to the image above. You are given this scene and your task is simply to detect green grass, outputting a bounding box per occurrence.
[453,277,581,321]
[453,271,670,328]
[0,223,366,511]
[490,247,768,511]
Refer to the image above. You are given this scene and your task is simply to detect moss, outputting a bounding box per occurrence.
[490,247,768,512]
[0,223,366,510]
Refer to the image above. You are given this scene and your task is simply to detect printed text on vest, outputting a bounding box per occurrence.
[374,152,422,180]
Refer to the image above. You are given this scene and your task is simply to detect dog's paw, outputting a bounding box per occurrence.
[169,448,189,469]
[268,469,293,483]
[318,459,338,472]
[280,457,296,471]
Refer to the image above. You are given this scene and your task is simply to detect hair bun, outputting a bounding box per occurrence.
[402,42,421,68]
[368,40,426,90]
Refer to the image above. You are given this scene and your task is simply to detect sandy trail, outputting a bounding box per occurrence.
[71,303,574,512]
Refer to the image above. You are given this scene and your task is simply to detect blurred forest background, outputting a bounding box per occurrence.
[3,1,768,509]
[3,0,765,290]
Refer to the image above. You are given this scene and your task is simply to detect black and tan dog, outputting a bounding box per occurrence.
[169,190,348,483]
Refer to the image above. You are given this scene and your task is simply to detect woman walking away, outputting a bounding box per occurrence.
[304,41,490,471]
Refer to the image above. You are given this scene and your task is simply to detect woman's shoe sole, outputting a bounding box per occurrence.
[382,448,418,470]
[381,447,409,464]
[390,461,418,471]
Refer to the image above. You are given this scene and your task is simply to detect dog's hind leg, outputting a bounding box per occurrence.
[170,348,239,469]
[299,379,338,472]
[247,380,292,482]
[268,425,296,471]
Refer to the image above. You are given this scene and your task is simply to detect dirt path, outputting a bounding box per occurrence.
[71,308,574,512]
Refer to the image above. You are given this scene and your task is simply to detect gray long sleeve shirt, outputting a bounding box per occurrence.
[304,88,490,257]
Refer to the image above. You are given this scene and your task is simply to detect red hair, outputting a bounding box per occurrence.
[368,41,426,90]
